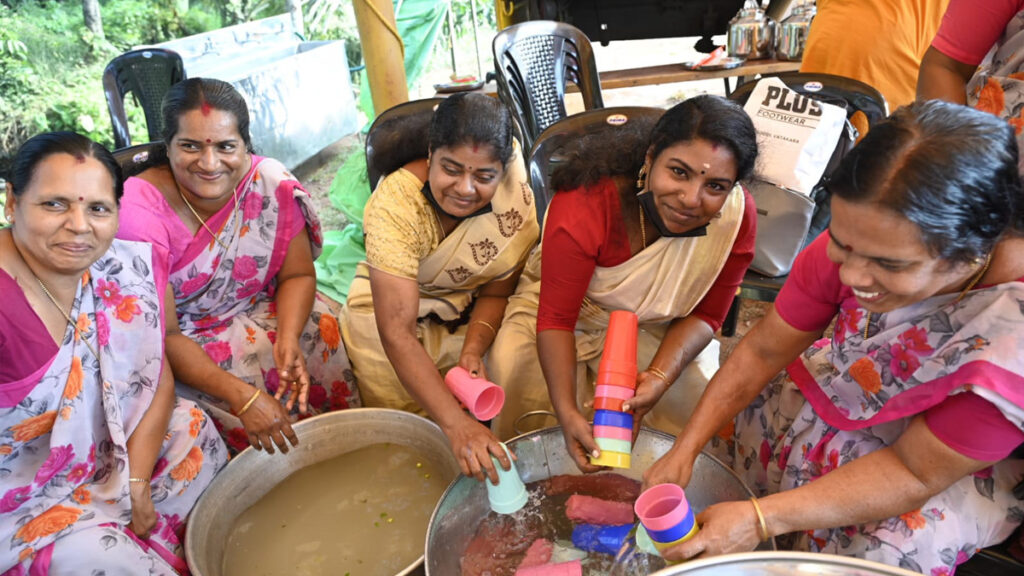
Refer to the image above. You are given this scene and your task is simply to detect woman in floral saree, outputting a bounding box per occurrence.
[1,132,226,574]
[338,93,539,482]
[645,101,1024,574]
[118,78,360,455]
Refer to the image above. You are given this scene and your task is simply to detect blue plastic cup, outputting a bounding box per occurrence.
[593,409,633,430]
[571,523,634,556]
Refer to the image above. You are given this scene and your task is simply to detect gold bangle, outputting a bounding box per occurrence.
[472,320,498,337]
[647,366,670,384]
[236,389,262,417]
[128,477,150,484]
[750,497,770,542]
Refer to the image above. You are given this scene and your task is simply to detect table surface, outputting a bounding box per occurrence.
[450,58,802,96]
[598,58,801,90]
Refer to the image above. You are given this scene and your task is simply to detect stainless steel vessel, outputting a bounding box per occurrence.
[727,0,778,60]
[424,426,774,574]
[185,408,460,576]
[651,551,925,575]
[776,0,817,61]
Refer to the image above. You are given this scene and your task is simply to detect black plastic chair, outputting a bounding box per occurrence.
[112,142,165,179]
[103,48,186,149]
[730,71,889,132]
[528,106,663,225]
[721,72,889,336]
[492,20,604,152]
[363,98,445,192]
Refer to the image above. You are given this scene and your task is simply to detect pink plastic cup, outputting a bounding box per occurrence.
[444,366,505,421]
[600,310,638,370]
[634,483,691,531]
[514,559,582,576]
[593,424,632,441]
[595,385,635,401]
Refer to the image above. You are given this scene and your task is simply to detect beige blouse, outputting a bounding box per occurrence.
[362,168,445,279]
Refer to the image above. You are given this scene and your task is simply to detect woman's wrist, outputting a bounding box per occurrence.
[226,379,257,413]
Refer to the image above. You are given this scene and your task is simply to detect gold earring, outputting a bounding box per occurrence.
[636,165,648,190]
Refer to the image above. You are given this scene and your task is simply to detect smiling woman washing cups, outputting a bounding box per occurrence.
[488,95,758,470]
[338,93,539,483]
[644,100,1024,573]
[118,78,361,455]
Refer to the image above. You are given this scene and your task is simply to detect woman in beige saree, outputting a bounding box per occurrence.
[339,94,538,481]
[489,96,758,471]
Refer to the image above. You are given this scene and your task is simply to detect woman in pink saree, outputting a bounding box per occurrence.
[1,132,226,574]
[118,79,360,455]
[645,101,1024,573]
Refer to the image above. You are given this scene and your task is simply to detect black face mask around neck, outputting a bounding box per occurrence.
[637,191,708,238]
[421,183,493,220]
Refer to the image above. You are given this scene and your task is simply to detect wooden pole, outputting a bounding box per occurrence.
[353,0,409,115]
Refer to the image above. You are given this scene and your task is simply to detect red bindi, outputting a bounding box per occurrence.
[200,101,212,116]
[78,196,84,201]
[206,139,212,144]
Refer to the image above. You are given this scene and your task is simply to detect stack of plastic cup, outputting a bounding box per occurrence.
[589,310,638,469]
[634,483,699,557]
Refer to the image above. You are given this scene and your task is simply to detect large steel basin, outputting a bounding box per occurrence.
[186,408,460,576]
[425,426,773,574]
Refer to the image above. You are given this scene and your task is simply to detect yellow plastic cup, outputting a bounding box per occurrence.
[589,449,631,469]
[650,521,700,557]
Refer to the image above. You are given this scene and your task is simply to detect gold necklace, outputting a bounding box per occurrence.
[35,277,99,359]
[177,186,233,251]
[11,236,100,359]
[862,252,992,340]
[638,204,647,249]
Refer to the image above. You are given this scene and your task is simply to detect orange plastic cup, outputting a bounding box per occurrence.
[599,310,638,373]
[593,397,626,412]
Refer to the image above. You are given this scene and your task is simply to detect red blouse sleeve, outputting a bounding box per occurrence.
[774,232,847,332]
[690,188,757,332]
[537,180,620,332]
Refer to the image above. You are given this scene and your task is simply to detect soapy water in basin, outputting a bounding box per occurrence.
[460,473,667,575]
[223,443,448,576]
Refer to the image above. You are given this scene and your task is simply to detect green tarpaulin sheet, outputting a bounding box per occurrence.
[314,0,449,303]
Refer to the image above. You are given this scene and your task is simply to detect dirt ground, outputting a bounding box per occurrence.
[293,34,772,364]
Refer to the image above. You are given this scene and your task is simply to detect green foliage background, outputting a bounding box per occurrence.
[0,0,366,176]
[0,0,492,182]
